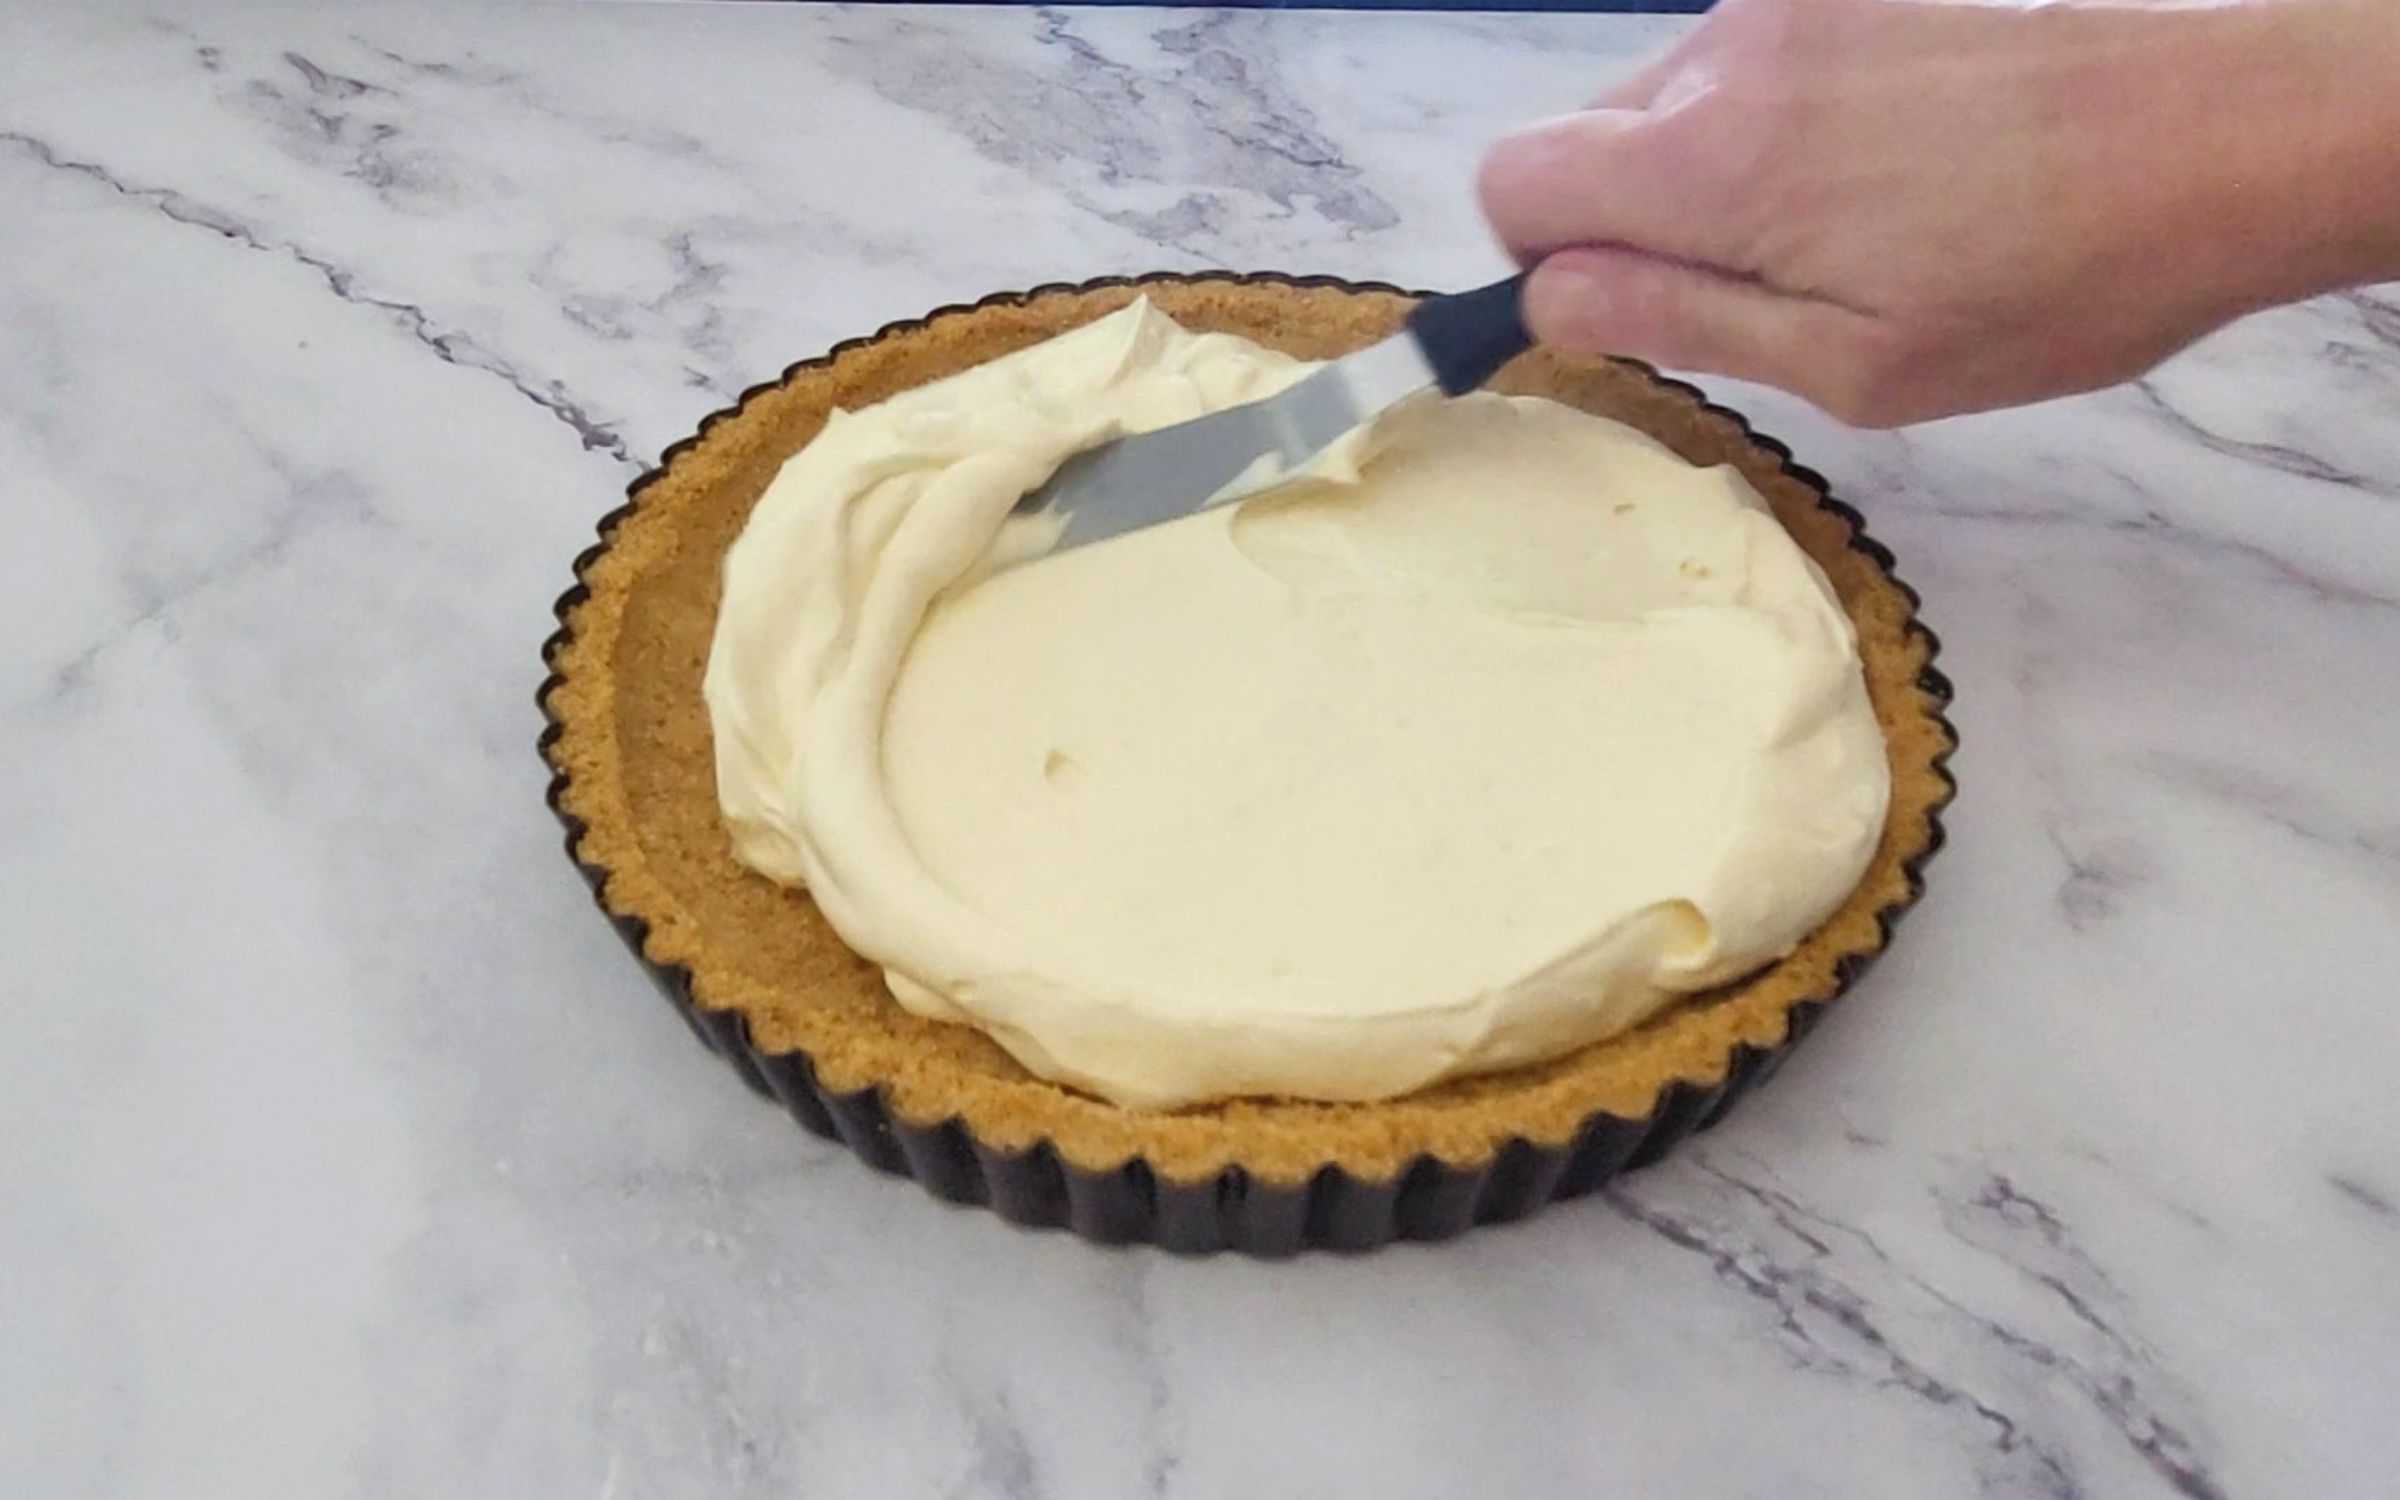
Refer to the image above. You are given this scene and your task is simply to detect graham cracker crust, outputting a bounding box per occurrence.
[538,273,1957,1250]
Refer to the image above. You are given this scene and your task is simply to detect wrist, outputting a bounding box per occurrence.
[2297,0,2400,291]
[2216,0,2400,305]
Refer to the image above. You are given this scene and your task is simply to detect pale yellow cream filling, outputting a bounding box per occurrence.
[704,301,1889,1109]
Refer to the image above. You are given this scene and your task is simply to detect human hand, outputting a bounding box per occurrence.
[1478,0,2400,426]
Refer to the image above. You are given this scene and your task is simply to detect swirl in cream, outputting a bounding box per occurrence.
[704,300,1889,1109]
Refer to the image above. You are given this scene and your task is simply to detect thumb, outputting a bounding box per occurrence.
[1524,245,1879,413]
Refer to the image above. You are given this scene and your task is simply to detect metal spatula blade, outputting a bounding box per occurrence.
[1013,273,1531,557]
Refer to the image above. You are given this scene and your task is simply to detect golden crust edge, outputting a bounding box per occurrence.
[539,275,1957,1187]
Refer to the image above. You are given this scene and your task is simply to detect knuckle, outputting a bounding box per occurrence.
[1717,0,1814,70]
[1649,59,1802,210]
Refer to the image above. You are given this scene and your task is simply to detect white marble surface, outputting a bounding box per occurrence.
[5,2,2397,1495]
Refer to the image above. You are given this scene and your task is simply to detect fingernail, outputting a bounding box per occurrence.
[1528,259,1605,324]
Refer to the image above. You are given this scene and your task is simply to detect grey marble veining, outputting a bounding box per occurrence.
[3,3,2396,1497]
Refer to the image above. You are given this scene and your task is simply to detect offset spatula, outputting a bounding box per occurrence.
[1014,273,1532,555]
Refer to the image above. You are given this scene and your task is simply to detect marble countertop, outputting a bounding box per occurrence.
[7,3,2397,1496]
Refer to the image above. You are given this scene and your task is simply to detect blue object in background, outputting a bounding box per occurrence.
[846,1,1714,10]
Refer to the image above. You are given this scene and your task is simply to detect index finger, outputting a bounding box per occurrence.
[1476,108,1740,271]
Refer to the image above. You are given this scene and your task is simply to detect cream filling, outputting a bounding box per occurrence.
[704,300,1890,1110]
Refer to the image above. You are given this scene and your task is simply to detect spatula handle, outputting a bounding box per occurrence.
[1407,273,1533,396]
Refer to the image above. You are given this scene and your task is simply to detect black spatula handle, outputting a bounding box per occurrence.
[1407,273,1533,396]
